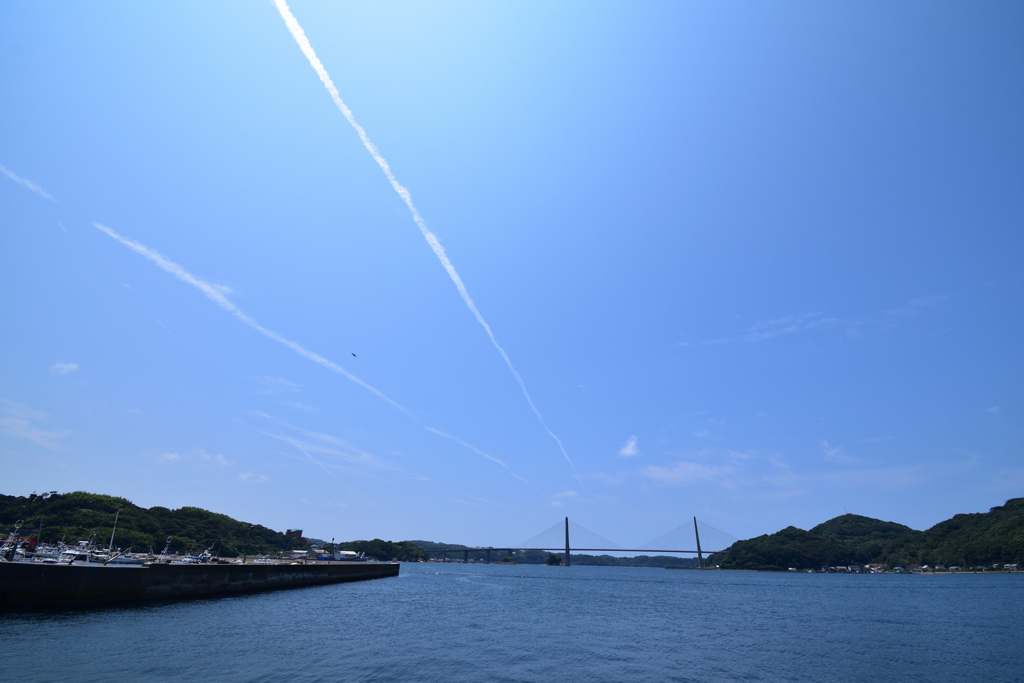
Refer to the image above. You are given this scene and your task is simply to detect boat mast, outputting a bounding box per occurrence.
[108,509,122,554]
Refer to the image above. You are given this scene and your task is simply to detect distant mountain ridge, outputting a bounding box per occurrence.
[7,491,1018,570]
[708,498,1024,571]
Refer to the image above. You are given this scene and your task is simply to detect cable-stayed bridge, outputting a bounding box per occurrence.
[425,517,738,567]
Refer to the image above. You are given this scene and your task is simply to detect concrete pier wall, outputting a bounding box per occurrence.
[0,561,400,610]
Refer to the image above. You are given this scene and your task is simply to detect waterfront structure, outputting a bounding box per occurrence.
[0,560,398,610]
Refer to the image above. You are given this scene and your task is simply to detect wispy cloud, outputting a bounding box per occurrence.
[94,222,412,416]
[0,400,71,449]
[618,436,640,457]
[198,450,233,467]
[259,425,404,477]
[703,312,837,345]
[272,0,580,484]
[700,297,947,346]
[0,162,59,203]
[253,413,427,485]
[445,496,495,508]
[253,376,301,394]
[821,440,860,464]
[884,296,947,317]
[283,401,318,412]
[425,427,538,486]
[50,362,79,375]
[579,471,624,485]
[426,426,509,468]
[238,472,269,483]
[274,429,338,481]
[157,449,231,467]
[641,460,736,485]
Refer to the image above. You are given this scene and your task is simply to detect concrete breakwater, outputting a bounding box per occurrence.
[0,561,400,610]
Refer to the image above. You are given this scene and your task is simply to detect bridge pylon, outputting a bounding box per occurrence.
[564,517,570,567]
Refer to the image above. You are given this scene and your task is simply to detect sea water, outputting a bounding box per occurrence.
[3,564,1021,681]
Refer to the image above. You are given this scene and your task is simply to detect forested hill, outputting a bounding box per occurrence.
[708,498,1024,571]
[0,491,310,557]
[0,491,436,561]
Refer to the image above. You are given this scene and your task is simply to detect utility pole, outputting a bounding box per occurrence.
[564,517,571,567]
[694,516,703,568]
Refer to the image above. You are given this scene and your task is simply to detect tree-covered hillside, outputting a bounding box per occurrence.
[708,498,1024,570]
[708,526,859,571]
[336,539,428,562]
[809,514,911,540]
[877,498,1024,568]
[0,492,444,562]
[0,491,309,557]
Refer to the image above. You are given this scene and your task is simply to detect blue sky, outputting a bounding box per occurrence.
[2,1,1021,547]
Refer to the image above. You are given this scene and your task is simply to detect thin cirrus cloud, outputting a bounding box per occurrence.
[618,436,640,457]
[157,450,231,466]
[0,400,71,449]
[272,0,580,484]
[95,222,529,484]
[640,460,735,485]
[272,429,339,481]
[700,298,946,346]
[821,440,860,465]
[50,362,79,375]
[261,428,422,484]
[0,162,59,203]
[252,376,302,394]
[702,312,837,345]
[252,411,419,479]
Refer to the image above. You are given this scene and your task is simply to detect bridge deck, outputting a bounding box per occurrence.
[425,548,727,554]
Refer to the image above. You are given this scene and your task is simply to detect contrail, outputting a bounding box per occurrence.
[272,0,580,480]
[275,428,338,480]
[425,426,535,488]
[94,222,530,483]
[93,222,411,416]
[425,427,507,468]
[1,162,59,203]
[272,428,377,505]
[275,432,373,504]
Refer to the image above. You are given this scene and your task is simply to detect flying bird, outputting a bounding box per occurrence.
[351,353,356,357]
